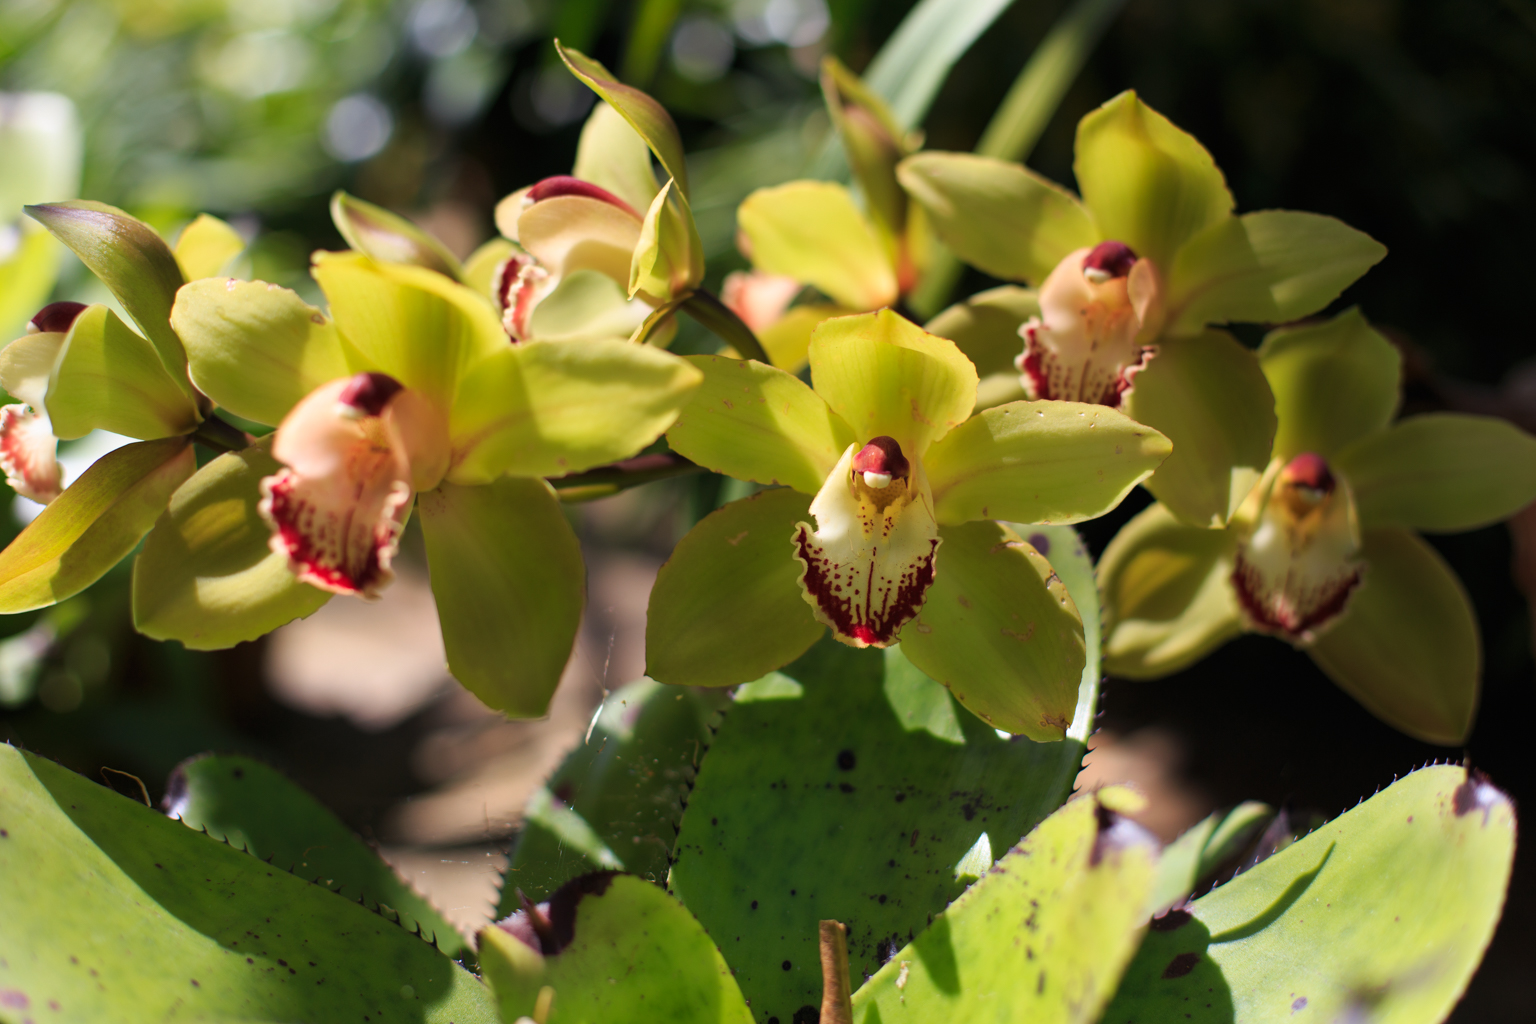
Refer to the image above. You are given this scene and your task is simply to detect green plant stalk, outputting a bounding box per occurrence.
[680,289,770,364]
[189,413,251,454]
[551,451,703,503]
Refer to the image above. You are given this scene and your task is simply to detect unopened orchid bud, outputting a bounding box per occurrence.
[851,436,909,490]
[1082,241,1138,284]
[27,301,87,334]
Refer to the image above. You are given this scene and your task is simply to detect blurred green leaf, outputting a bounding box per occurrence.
[0,227,62,343]
[862,0,1017,131]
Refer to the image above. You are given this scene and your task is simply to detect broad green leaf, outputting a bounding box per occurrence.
[900,520,1085,738]
[528,269,649,343]
[1165,210,1386,335]
[132,443,331,650]
[500,680,727,908]
[480,873,752,1023]
[669,636,1092,1022]
[898,152,1096,286]
[418,476,583,718]
[822,56,910,243]
[463,236,516,299]
[46,304,202,440]
[1148,802,1272,915]
[851,789,1159,1023]
[1073,92,1234,270]
[861,0,1016,130]
[924,283,1038,377]
[448,338,702,484]
[1103,765,1514,1024]
[1336,413,1536,533]
[926,399,1171,527]
[0,437,194,613]
[1124,330,1277,528]
[312,250,506,410]
[557,43,689,197]
[0,226,62,342]
[736,182,897,311]
[173,277,351,427]
[165,753,465,955]
[0,745,495,1023]
[809,309,977,455]
[760,303,842,372]
[1305,527,1479,745]
[646,488,823,688]
[330,190,464,280]
[666,355,854,495]
[1098,502,1243,679]
[573,100,661,215]
[1257,307,1400,461]
[24,200,191,390]
[173,213,246,281]
[629,178,704,303]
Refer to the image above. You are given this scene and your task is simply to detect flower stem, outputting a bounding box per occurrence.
[190,414,252,454]
[550,452,703,503]
[681,289,771,364]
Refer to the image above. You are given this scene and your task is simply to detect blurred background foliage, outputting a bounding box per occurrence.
[2,0,1535,1018]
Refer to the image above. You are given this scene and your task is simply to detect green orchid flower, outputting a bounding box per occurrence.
[648,308,1171,739]
[722,57,931,370]
[1098,308,1536,745]
[900,90,1387,528]
[0,202,252,615]
[151,246,703,715]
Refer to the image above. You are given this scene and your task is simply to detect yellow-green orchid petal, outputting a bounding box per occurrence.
[330,191,463,280]
[419,476,584,718]
[557,42,690,197]
[1336,413,1536,533]
[808,309,977,456]
[1165,211,1385,336]
[899,521,1085,740]
[666,355,855,495]
[528,269,650,343]
[821,55,912,247]
[1306,527,1479,746]
[462,236,516,299]
[173,277,350,427]
[46,304,202,440]
[629,178,704,304]
[0,436,194,613]
[172,214,245,281]
[646,488,823,688]
[925,284,1040,378]
[737,181,898,312]
[924,400,1171,527]
[516,190,644,286]
[0,226,61,342]
[448,338,702,484]
[573,100,661,215]
[897,152,1096,287]
[312,251,505,409]
[1098,502,1243,679]
[1123,330,1277,528]
[132,441,331,650]
[1258,307,1400,461]
[759,303,843,372]
[1073,91,1233,270]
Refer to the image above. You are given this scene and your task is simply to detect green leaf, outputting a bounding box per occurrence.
[666,355,854,495]
[1257,307,1400,461]
[480,873,753,1023]
[418,476,584,718]
[809,309,977,455]
[0,226,62,342]
[629,178,704,303]
[173,276,351,428]
[821,56,911,244]
[173,213,246,281]
[573,100,662,217]
[1335,413,1536,533]
[1148,802,1272,916]
[132,442,331,651]
[0,437,194,613]
[463,237,516,299]
[500,679,727,908]
[447,338,702,485]
[330,191,464,280]
[898,152,1096,286]
[1305,527,1479,745]
[312,250,506,411]
[861,0,1017,131]
[45,303,202,440]
[1103,765,1514,1024]
[646,488,824,688]
[1098,502,1243,679]
[668,636,1093,1021]
[925,399,1171,527]
[24,200,191,391]
[1165,211,1386,335]
[736,181,897,311]
[0,745,495,1022]
[899,521,1084,738]
[1123,330,1277,528]
[1073,92,1234,270]
[556,43,690,197]
[851,789,1159,1023]
[924,284,1038,378]
[165,753,466,956]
